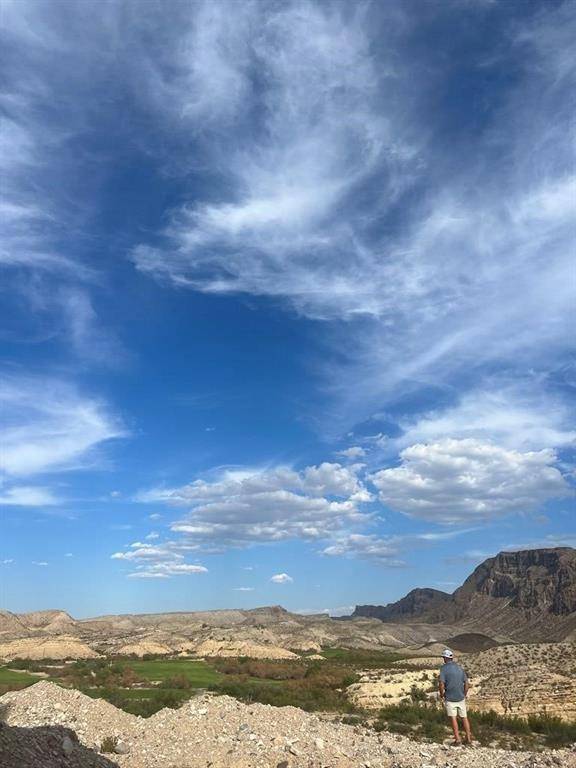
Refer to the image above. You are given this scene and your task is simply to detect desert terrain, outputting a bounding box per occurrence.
[1,548,575,766]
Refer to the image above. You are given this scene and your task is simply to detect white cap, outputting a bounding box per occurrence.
[442,648,454,658]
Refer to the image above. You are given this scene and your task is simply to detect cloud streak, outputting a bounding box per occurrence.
[0,374,125,478]
[127,0,575,446]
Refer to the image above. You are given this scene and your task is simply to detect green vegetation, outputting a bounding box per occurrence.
[124,659,223,687]
[212,658,307,679]
[374,703,576,750]
[1,653,575,752]
[209,661,358,713]
[0,665,41,695]
[100,736,119,754]
[0,667,40,685]
[97,687,188,716]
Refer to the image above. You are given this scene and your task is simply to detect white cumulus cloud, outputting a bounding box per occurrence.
[271,573,293,584]
[370,438,571,524]
[145,462,371,550]
[111,541,208,580]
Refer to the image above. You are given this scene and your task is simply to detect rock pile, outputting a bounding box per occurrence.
[1,681,574,768]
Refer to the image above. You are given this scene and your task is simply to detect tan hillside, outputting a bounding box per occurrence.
[193,639,299,659]
[115,640,173,658]
[348,642,576,722]
[462,642,576,720]
[19,610,75,629]
[0,610,29,638]
[0,636,98,661]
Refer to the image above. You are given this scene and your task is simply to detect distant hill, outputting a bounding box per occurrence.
[0,610,29,637]
[353,547,576,642]
[355,588,453,622]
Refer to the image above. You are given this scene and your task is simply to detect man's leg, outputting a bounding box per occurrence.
[461,716,473,744]
[449,716,461,743]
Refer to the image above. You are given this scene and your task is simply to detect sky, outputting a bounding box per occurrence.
[1,0,574,619]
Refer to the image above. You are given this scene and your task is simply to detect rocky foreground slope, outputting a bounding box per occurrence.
[1,682,574,768]
[353,548,576,642]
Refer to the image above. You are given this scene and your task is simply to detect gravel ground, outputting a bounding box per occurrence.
[1,681,575,768]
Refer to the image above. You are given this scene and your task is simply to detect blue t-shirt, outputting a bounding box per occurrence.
[439,661,467,702]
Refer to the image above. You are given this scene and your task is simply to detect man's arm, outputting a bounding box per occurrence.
[463,671,469,697]
[439,675,446,700]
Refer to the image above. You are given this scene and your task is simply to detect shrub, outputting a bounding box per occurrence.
[96,687,186,717]
[100,736,118,753]
[213,659,307,680]
[209,674,357,713]
[374,703,576,749]
[409,685,428,703]
[160,674,191,690]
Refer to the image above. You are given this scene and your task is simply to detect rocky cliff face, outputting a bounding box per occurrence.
[456,547,576,615]
[354,588,452,622]
[352,547,576,641]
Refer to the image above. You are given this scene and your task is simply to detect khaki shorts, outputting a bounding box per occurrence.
[445,699,467,717]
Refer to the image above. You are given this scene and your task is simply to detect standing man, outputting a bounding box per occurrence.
[438,648,473,746]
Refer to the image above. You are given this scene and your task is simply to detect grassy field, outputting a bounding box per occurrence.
[0,666,40,686]
[124,659,223,687]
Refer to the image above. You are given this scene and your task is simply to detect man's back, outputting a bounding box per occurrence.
[439,661,467,702]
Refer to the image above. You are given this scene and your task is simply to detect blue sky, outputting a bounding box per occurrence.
[1,0,574,618]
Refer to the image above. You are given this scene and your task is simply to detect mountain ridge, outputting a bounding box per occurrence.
[353,547,576,641]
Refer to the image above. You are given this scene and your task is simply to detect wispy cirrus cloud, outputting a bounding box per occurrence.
[131,0,413,320]
[127,0,575,448]
[0,374,125,507]
[0,0,130,365]
[0,485,60,507]
[0,374,125,478]
[322,526,477,566]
